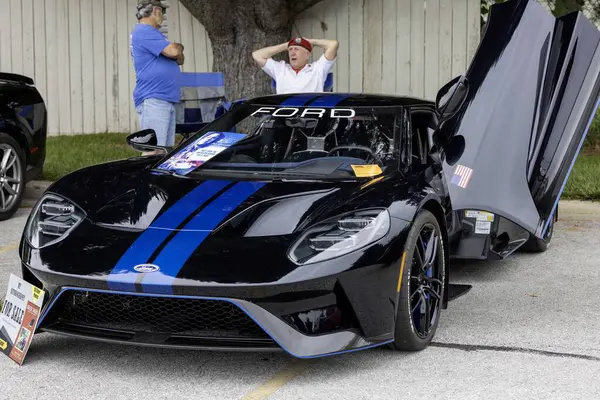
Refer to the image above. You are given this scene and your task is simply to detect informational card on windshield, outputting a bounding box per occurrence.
[0,274,45,365]
[157,131,246,175]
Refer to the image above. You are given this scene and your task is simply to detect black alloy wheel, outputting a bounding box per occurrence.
[390,209,445,351]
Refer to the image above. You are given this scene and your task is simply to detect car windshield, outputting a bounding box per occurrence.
[156,102,404,179]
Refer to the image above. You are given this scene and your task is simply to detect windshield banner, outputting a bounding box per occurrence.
[157,131,246,175]
[0,274,45,365]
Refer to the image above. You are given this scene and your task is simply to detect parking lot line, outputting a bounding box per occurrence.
[240,359,314,400]
[0,243,18,255]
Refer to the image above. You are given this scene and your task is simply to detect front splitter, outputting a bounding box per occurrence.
[37,286,394,359]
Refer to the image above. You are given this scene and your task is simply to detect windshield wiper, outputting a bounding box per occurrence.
[187,168,357,181]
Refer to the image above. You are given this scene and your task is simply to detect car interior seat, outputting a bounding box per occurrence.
[410,108,438,164]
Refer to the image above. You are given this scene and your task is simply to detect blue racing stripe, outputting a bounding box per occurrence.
[306,94,350,107]
[140,181,267,293]
[106,179,232,291]
[280,93,320,106]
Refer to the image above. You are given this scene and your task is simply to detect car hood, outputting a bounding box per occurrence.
[50,167,397,235]
[27,163,410,288]
[94,177,346,235]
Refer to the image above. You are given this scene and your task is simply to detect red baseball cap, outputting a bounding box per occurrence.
[288,37,312,52]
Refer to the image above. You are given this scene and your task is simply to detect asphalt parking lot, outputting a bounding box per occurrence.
[1,203,600,400]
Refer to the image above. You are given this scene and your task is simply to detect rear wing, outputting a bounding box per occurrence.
[0,72,34,85]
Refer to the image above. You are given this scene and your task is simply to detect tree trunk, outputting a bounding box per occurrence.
[210,25,290,101]
[178,0,324,102]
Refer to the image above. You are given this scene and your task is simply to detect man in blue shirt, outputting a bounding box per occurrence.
[131,0,184,150]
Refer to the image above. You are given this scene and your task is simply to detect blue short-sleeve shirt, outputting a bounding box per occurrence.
[130,24,181,107]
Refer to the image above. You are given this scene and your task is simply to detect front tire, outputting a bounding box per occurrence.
[0,133,26,221]
[390,209,446,351]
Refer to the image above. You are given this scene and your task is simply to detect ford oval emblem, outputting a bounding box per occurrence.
[133,264,160,273]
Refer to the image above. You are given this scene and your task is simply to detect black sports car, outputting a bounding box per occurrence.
[19,0,600,358]
[0,72,47,221]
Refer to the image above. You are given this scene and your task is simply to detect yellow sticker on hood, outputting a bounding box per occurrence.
[351,165,383,177]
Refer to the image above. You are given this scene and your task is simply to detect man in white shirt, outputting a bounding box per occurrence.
[252,37,339,94]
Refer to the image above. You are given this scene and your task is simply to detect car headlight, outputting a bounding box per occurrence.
[288,209,390,265]
[25,194,86,249]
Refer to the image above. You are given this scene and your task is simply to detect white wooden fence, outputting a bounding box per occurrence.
[0,0,480,136]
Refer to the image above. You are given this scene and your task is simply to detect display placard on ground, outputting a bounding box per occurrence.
[0,273,45,365]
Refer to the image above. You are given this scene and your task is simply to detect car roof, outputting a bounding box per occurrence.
[247,92,435,108]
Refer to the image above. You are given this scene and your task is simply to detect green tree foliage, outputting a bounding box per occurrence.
[585,0,600,24]
[481,0,588,24]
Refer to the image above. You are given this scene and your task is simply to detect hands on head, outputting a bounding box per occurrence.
[252,37,339,69]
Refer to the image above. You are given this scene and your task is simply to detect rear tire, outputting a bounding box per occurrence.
[521,210,557,253]
[389,209,446,351]
[0,133,26,221]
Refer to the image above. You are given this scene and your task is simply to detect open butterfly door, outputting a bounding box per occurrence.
[433,0,600,239]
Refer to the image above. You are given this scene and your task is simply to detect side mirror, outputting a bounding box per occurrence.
[435,75,469,124]
[126,129,169,154]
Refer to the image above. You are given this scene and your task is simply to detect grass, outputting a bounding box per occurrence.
[562,153,600,201]
[39,128,600,200]
[40,132,139,181]
[586,109,600,153]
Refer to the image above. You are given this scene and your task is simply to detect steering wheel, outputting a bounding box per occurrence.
[327,145,382,165]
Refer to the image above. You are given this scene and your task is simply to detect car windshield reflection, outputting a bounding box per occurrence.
[156,104,403,179]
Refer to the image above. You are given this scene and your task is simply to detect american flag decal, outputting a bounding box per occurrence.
[450,164,473,188]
